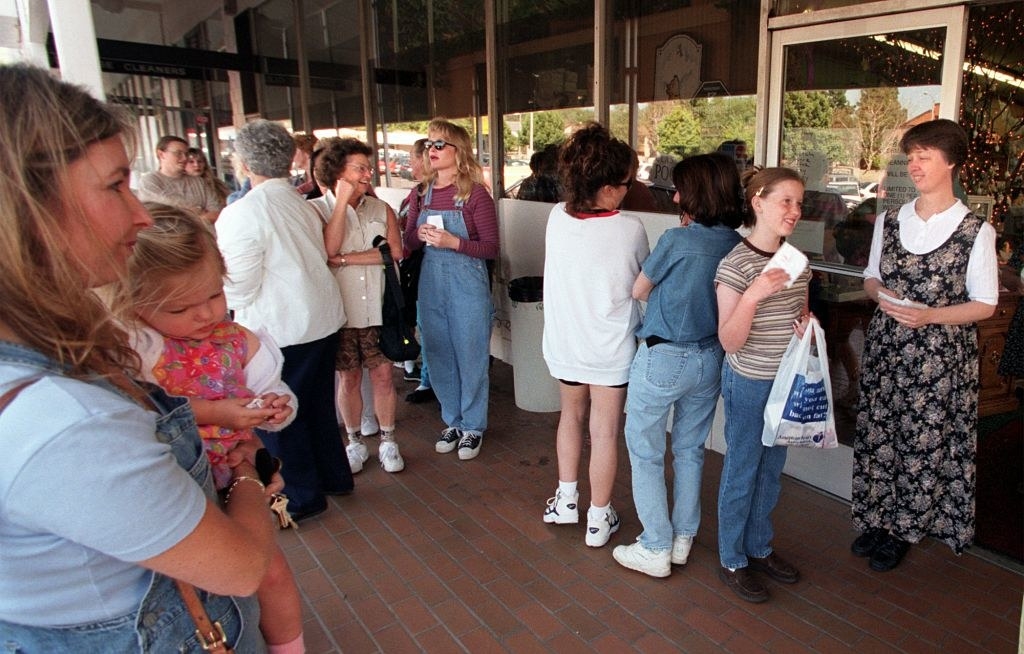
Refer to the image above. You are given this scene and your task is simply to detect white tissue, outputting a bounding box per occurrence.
[763,241,809,288]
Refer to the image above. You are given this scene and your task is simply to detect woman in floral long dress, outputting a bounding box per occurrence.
[852,119,998,572]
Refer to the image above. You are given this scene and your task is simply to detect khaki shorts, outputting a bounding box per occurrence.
[336,326,390,371]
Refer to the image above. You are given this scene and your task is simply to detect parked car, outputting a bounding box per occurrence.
[826,180,862,209]
[860,181,879,200]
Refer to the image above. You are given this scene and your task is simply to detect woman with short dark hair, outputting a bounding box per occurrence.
[852,118,998,572]
[612,153,742,577]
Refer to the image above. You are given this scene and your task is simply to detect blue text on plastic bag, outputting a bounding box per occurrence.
[781,374,829,424]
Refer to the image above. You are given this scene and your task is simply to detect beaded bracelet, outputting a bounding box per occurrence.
[225,475,266,505]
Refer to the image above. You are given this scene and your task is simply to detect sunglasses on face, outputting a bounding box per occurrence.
[617,178,634,191]
[425,139,455,151]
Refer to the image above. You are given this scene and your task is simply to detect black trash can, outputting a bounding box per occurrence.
[507,276,560,412]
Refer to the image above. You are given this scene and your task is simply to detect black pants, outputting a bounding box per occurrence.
[261,331,352,511]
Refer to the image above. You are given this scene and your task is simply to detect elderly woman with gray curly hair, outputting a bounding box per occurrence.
[217,119,351,522]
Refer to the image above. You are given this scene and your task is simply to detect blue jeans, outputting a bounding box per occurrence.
[717,359,788,569]
[624,339,722,551]
[416,301,431,389]
[416,194,493,434]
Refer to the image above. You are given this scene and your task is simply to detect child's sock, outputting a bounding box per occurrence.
[558,480,578,497]
[347,430,362,444]
[267,633,305,654]
[380,428,396,442]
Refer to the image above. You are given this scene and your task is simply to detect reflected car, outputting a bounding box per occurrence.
[826,181,862,209]
[860,181,879,200]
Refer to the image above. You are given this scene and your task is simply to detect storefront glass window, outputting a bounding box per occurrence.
[604,1,760,213]
[778,26,946,442]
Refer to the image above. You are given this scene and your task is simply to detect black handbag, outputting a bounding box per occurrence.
[398,247,423,327]
[373,236,421,362]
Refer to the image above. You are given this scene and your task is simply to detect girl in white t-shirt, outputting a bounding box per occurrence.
[541,123,650,548]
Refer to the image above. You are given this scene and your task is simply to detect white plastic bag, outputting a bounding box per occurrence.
[762,316,838,448]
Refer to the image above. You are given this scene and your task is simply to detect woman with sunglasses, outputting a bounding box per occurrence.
[403,119,498,461]
[541,122,650,548]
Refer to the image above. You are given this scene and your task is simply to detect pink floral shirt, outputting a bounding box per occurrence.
[152,321,255,489]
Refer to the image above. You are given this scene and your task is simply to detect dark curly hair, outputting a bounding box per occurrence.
[559,122,636,215]
[314,137,373,189]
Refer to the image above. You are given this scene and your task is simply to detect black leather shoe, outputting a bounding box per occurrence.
[718,566,768,603]
[748,552,800,584]
[851,528,889,557]
[288,499,328,523]
[405,387,437,404]
[869,535,910,572]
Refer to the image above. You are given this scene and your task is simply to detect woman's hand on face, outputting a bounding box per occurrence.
[746,268,791,304]
[333,178,356,202]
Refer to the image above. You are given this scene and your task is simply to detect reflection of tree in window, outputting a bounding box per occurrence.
[848,88,906,171]
[782,91,851,165]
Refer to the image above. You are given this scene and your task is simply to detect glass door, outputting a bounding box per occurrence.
[763,7,967,499]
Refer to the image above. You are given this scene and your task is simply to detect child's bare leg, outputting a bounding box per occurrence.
[258,546,304,651]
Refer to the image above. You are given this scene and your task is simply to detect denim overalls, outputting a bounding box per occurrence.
[416,184,494,434]
[0,341,264,653]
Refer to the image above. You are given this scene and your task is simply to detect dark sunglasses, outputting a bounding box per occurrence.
[425,139,455,151]
[617,178,634,190]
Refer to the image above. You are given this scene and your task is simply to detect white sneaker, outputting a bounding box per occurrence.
[585,505,620,548]
[346,436,369,474]
[613,540,671,578]
[378,441,405,473]
[671,535,694,565]
[360,416,379,437]
[542,489,579,524]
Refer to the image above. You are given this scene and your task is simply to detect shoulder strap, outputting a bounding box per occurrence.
[174,579,236,654]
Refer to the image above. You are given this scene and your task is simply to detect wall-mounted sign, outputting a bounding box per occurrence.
[655,34,702,101]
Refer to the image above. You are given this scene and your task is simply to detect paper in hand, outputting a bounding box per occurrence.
[763,241,809,288]
[876,290,928,309]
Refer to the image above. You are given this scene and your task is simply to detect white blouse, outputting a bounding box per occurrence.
[863,199,998,305]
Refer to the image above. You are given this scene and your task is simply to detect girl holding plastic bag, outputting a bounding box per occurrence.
[761,314,838,449]
[714,167,810,604]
